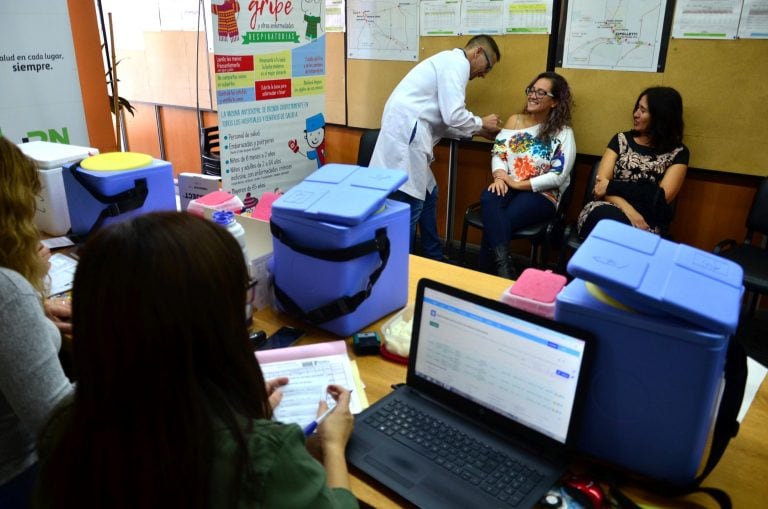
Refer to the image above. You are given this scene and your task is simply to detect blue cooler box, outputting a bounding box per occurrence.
[62,152,176,237]
[555,221,744,484]
[271,164,409,336]
[556,280,729,484]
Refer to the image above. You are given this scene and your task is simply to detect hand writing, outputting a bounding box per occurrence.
[265,376,289,410]
[44,297,72,334]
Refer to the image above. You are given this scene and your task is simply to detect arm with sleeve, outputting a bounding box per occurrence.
[437,51,482,139]
[529,127,577,194]
[0,269,72,483]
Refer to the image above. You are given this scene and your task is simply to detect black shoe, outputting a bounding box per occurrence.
[492,245,515,279]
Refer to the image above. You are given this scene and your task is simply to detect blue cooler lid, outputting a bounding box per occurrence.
[272,164,407,226]
[567,220,744,335]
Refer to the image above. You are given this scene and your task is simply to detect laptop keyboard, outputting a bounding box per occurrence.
[363,399,545,506]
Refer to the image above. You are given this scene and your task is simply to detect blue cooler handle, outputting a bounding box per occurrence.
[270,221,390,326]
[68,163,149,237]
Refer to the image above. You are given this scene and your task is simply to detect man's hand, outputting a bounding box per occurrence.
[481,114,501,136]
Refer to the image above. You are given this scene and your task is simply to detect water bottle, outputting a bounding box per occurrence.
[212,210,254,322]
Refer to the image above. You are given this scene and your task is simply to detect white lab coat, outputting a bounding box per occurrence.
[369,48,483,200]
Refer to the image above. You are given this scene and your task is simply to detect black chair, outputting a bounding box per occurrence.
[714,177,768,317]
[357,129,380,167]
[556,160,601,274]
[200,125,221,176]
[458,168,577,271]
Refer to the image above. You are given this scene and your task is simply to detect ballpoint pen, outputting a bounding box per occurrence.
[303,389,353,436]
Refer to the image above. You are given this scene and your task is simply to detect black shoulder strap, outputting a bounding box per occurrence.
[270,220,390,327]
[68,164,149,237]
[608,338,748,509]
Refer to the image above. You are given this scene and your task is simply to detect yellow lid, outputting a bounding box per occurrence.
[585,281,635,313]
[80,152,153,172]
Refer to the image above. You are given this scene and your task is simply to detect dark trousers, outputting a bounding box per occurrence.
[478,188,555,271]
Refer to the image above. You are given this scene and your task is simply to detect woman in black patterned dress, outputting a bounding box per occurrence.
[577,87,689,239]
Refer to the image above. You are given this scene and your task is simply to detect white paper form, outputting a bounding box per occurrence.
[672,0,743,39]
[738,0,768,38]
[461,0,504,35]
[47,253,78,296]
[325,0,346,32]
[503,0,553,34]
[420,0,462,36]
[256,341,363,428]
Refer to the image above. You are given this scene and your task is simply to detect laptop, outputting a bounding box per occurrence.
[347,278,593,508]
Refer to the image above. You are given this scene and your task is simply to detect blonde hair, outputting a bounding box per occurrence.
[0,136,48,295]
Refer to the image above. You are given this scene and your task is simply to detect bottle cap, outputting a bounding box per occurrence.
[212,210,235,226]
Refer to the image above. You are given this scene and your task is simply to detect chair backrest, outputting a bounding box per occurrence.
[200,126,221,176]
[201,126,220,155]
[746,177,768,238]
[357,129,380,167]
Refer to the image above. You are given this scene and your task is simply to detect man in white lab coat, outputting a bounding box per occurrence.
[369,35,502,260]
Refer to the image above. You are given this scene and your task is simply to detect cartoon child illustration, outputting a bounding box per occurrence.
[288,113,326,168]
[211,0,241,43]
[301,0,322,42]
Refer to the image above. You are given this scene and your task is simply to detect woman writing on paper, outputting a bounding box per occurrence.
[478,72,576,278]
[577,86,688,239]
[34,212,357,508]
[0,136,73,508]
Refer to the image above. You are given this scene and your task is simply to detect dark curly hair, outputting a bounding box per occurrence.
[522,72,573,142]
[632,86,684,153]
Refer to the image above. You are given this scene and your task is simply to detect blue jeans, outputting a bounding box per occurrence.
[390,188,443,260]
[0,463,38,509]
[478,189,555,271]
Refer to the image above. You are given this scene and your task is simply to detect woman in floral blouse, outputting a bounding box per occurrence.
[479,72,576,278]
[577,87,688,240]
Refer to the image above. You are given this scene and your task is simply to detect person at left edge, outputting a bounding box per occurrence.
[369,35,503,261]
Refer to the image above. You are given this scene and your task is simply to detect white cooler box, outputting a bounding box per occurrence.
[18,141,98,236]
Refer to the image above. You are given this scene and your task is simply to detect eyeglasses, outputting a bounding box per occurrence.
[480,47,494,73]
[525,86,555,98]
[246,279,258,305]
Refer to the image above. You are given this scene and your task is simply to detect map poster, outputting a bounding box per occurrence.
[0,0,88,145]
[347,0,419,61]
[558,0,674,72]
[212,0,326,201]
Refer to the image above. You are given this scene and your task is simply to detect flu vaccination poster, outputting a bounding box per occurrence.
[211,0,326,201]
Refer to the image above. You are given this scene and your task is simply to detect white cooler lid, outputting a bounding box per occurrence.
[17,140,98,169]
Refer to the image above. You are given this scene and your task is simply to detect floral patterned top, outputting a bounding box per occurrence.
[576,131,689,235]
[491,124,576,208]
[608,131,689,184]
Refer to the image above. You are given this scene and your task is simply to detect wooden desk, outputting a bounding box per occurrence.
[254,255,768,508]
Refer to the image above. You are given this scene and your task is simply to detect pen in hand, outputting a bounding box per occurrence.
[303,389,353,436]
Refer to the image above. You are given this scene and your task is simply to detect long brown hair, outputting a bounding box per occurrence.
[38,212,272,508]
[522,72,573,143]
[0,136,47,294]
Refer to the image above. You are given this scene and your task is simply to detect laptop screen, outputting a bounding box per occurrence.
[413,284,588,444]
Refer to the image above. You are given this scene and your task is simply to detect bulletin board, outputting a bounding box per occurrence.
[341,35,551,131]
[331,32,768,176]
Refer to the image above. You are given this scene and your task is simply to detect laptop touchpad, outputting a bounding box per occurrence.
[364,454,420,488]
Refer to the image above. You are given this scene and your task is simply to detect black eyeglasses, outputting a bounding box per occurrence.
[480,47,494,73]
[246,279,258,305]
[525,86,554,98]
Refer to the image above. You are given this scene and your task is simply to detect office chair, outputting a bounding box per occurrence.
[556,161,601,275]
[713,176,768,317]
[357,129,380,167]
[457,168,577,270]
[200,125,221,176]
